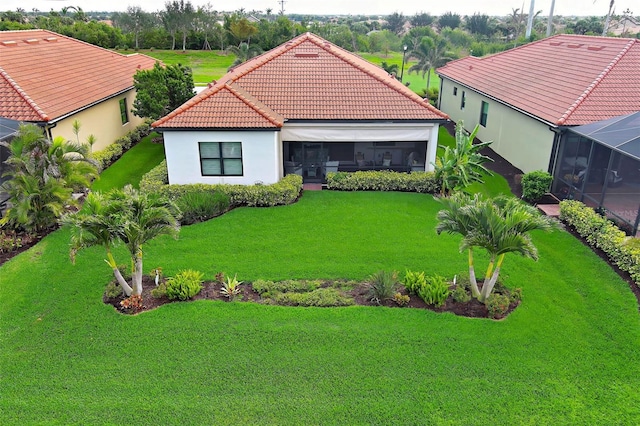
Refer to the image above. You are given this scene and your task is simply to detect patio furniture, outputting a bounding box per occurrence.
[284,161,303,176]
[608,170,623,187]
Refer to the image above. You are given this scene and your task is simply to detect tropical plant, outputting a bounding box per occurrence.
[416,274,450,307]
[367,270,399,305]
[402,270,427,295]
[433,121,493,196]
[408,35,453,91]
[220,274,243,301]
[436,193,556,302]
[380,61,399,76]
[226,42,263,69]
[0,124,97,232]
[62,185,181,296]
[165,269,203,300]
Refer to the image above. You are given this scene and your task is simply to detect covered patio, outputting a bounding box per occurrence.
[551,112,640,235]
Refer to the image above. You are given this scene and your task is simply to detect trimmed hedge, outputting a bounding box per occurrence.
[91,119,153,170]
[521,170,552,203]
[559,200,640,284]
[139,163,303,208]
[326,170,439,193]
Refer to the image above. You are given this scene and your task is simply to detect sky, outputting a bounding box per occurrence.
[2,0,636,17]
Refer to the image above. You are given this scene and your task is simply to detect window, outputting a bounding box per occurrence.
[199,142,243,176]
[119,98,129,125]
[453,87,458,96]
[460,91,466,110]
[480,101,489,127]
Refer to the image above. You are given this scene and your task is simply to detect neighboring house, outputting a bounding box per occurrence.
[153,32,448,185]
[436,34,640,174]
[0,29,156,151]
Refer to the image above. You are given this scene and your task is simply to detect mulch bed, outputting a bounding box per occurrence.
[104,276,518,320]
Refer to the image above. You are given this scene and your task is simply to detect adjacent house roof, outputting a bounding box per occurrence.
[437,34,640,126]
[154,32,448,129]
[0,29,157,123]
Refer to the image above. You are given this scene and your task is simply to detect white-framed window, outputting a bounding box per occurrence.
[199,142,243,176]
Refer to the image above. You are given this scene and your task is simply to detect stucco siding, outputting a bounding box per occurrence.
[163,130,280,185]
[49,89,145,152]
[439,78,555,173]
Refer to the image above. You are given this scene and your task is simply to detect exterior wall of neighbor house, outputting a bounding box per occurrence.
[163,130,281,185]
[48,89,144,152]
[439,78,556,173]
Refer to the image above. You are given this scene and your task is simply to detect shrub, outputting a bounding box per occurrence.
[326,170,438,193]
[105,281,123,298]
[392,292,410,306]
[114,135,132,150]
[560,200,640,284]
[151,282,168,298]
[403,270,427,295]
[452,286,471,303]
[417,274,450,307]
[252,279,322,298]
[175,190,230,225]
[120,294,143,312]
[485,293,510,319]
[139,171,303,209]
[367,270,399,305]
[274,288,354,307]
[220,274,243,301]
[0,230,25,253]
[165,269,203,300]
[509,288,523,304]
[521,170,553,203]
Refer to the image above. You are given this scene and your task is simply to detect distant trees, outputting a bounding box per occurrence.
[438,12,462,30]
[466,13,494,37]
[411,12,434,28]
[408,36,454,91]
[385,12,406,35]
[112,6,153,50]
[567,17,604,35]
[132,62,195,120]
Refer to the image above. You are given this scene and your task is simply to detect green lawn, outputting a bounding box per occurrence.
[91,133,165,192]
[130,49,438,94]
[1,191,639,424]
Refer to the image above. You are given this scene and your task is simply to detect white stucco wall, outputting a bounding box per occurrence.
[163,130,280,185]
[48,89,145,152]
[439,78,556,173]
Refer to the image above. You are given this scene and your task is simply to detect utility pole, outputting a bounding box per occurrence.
[546,0,555,37]
[278,0,286,15]
[525,0,535,38]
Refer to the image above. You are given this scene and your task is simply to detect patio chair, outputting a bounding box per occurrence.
[382,152,392,167]
[608,170,623,187]
[284,161,303,176]
[355,152,366,167]
[324,161,340,175]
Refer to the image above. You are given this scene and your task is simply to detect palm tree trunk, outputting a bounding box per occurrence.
[468,249,480,298]
[106,252,132,296]
[132,248,144,295]
[426,68,431,92]
[480,254,504,301]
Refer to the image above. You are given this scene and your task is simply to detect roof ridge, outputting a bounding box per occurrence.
[305,35,447,118]
[0,67,49,121]
[557,38,637,125]
[152,82,226,127]
[225,82,284,127]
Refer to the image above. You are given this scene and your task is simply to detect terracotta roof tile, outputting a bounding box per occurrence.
[437,34,640,126]
[0,29,156,122]
[154,32,447,129]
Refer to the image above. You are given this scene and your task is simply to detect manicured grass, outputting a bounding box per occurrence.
[91,133,165,192]
[358,51,440,93]
[1,191,639,424]
[118,49,234,84]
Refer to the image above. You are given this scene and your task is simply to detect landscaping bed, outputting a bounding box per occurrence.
[103,276,519,319]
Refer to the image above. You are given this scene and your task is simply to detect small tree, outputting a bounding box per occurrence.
[433,121,493,196]
[436,193,556,302]
[133,62,195,120]
[62,186,181,296]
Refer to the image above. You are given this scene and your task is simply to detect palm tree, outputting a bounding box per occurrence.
[226,42,263,69]
[62,186,181,296]
[436,194,556,302]
[408,36,453,92]
[433,121,493,196]
[380,61,399,77]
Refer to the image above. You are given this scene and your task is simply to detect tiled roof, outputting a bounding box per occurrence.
[0,29,157,122]
[437,34,640,126]
[154,32,447,129]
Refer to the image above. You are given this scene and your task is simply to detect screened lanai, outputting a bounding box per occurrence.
[552,112,640,235]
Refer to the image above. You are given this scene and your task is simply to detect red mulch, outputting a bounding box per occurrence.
[104,276,518,320]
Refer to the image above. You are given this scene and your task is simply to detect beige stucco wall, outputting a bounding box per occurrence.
[439,78,556,173]
[48,89,145,152]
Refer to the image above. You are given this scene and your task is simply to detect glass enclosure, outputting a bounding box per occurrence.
[552,133,640,234]
[283,141,427,183]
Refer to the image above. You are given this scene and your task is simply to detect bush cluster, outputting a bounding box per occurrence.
[91,119,153,170]
[176,190,230,225]
[139,169,303,208]
[252,279,322,298]
[367,270,399,304]
[273,288,354,307]
[559,200,640,283]
[416,274,450,307]
[165,269,204,301]
[485,293,510,319]
[326,170,439,193]
[521,170,553,203]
